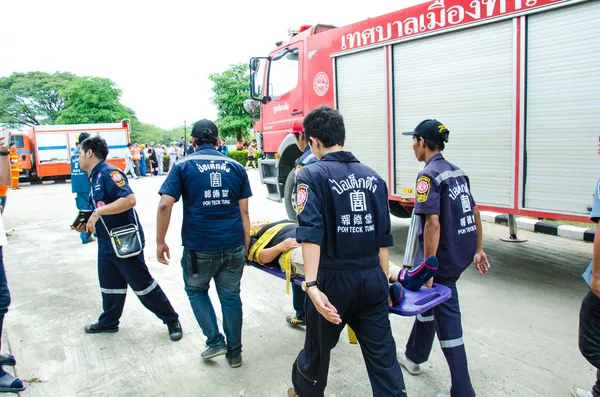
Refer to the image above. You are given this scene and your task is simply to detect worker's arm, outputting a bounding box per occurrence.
[155,166,184,265]
[95,195,136,216]
[379,183,393,275]
[239,198,250,255]
[0,137,10,186]
[590,180,600,296]
[412,174,441,287]
[238,169,253,255]
[472,206,490,275]
[423,214,441,259]
[156,195,176,265]
[591,225,600,297]
[379,247,390,276]
[295,169,341,325]
[84,194,136,235]
[258,238,300,264]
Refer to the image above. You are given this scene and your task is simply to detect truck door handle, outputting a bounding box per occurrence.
[291,109,303,115]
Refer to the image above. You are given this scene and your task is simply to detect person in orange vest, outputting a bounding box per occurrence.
[8,145,21,190]
[0,185,7,214]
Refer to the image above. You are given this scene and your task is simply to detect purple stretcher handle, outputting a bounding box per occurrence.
[248,262,452,317]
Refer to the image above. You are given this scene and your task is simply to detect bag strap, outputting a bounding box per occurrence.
[89,186,140,235]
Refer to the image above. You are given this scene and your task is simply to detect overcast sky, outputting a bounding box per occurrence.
[0,0,427,129]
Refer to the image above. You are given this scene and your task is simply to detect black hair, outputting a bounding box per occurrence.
[78,132,91,144]
[417,136,445,152]
[127,143,133,147]
[303,106,345,148]
[9,143,14,148]
[81,136,109,160]
[193,132,218,147]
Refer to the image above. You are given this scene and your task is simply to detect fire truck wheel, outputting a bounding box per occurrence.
[284,169,298,223]
[389,201,411,218]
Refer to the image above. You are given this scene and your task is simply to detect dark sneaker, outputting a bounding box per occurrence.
[227,355,242,368]
[167,320,183,341]
[201,345,227,360]
[84,323,118,334]
[286,315,306,327]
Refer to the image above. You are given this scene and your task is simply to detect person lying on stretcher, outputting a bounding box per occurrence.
[246,220,438,306]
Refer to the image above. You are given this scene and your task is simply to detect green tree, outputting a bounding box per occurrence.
[55,77,135,125]
[208,63,253,140]
[0,71,75,127]
[130,122,166,144]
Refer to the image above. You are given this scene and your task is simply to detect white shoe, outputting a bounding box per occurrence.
[397,348,421,375]
[572,387,594,397]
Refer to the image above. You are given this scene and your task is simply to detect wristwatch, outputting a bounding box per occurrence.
[301,280,318,291]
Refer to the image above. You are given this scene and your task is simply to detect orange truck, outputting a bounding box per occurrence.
[10,121,130,183]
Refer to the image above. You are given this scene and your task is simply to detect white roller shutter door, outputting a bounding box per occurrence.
[336,48,388,180]
[393,21,514,207]
[524,0,600,215]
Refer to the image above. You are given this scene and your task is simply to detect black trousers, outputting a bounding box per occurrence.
[579,291,600,397]
[291,266,407,397]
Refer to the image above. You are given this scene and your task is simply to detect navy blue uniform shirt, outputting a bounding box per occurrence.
[88,161,144,255]
[159,144,252,252]
[295,151,393,270]
[413,153,477,280]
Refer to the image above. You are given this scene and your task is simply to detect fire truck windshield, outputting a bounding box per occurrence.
[268,49,298,99]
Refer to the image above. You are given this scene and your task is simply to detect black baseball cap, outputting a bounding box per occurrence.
[402,119,449,143]
[191,119,218,138]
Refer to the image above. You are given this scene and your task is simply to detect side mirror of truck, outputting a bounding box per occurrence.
[249,57,269,103]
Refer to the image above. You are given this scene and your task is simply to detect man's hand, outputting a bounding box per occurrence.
[157,242,170,265]
[72,223,86,233]
[591,277,600,298]
[278,238,300,253]
[307,288,341,325]
[0,137,8,154]
[425,277,434,288]
[86,214,99,234]
[473,250,491,275]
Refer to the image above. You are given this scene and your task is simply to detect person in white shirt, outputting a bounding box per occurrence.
[0,134,25,392]
[124,143,138,179]
[167,143,178,171]
[154,145,165,175]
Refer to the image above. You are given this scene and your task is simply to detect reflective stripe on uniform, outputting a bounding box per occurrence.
[435,170,466,184]
[101,287,127,294]
[417,314,434,322]
[440,337,464,349]
[301,154,315,165]
[134,280,158,296]
[175,154,229,165]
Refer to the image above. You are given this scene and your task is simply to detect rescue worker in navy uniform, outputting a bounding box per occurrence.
[286,119,317,327]
[156,119,251,368]
[75,136,183,340]
[288,106,407,397]
[397,120,491,397]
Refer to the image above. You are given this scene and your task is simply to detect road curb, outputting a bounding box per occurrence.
[480,211,595,242]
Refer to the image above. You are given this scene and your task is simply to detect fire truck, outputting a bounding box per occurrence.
[248,0,599,227]
[10,121,130,182]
